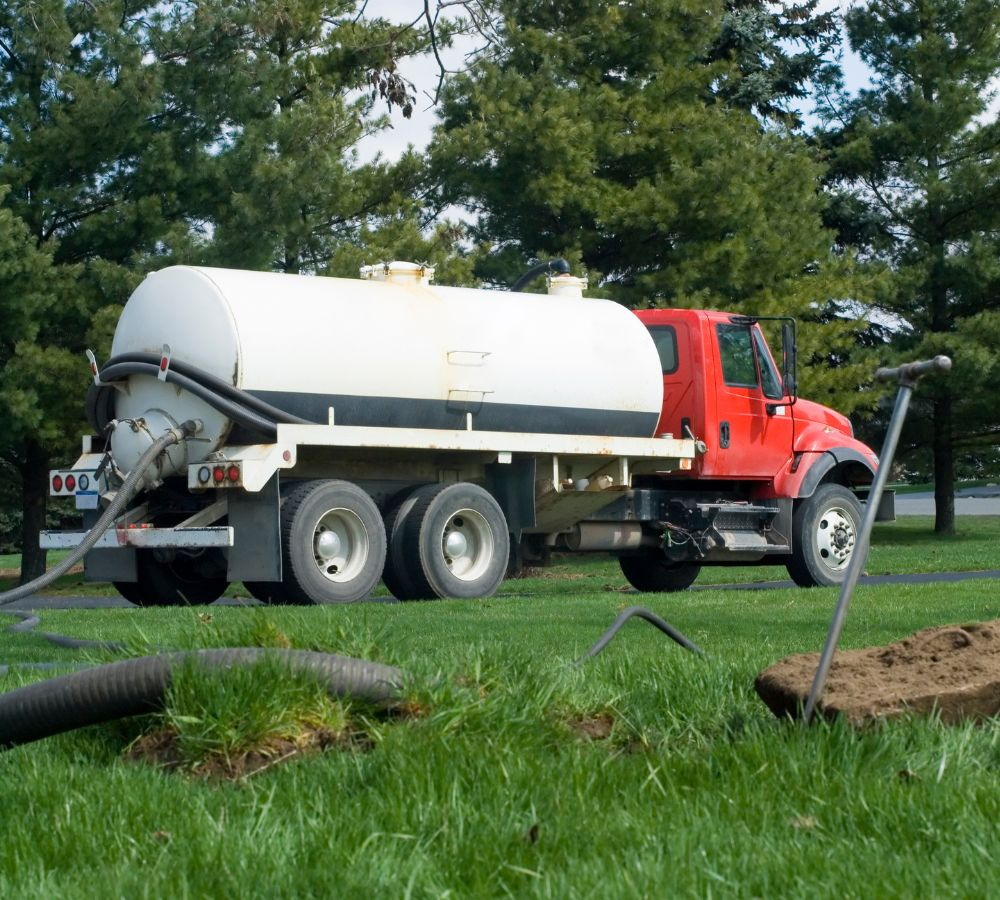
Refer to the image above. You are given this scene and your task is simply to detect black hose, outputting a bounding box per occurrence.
[104,353,314,426]
[574,605,704,665]
[0,648,404,749]
[0,420,202,607]
[511,258,572,292]
[4,609,125,652]
[0,416,406,752]
[97,362,280,439]
[0,609,119,675]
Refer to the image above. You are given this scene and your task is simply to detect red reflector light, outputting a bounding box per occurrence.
[213,466,225,484]
[52,475,63,492]
[227,465,240,482]
[65,474,76,492]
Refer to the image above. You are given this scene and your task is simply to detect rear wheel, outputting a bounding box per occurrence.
[399,483,509,600]
[114,550,228,607]
[279,480,386,604]
[786,483,863,588]
[619,554,701,593]
[381,489,425,600]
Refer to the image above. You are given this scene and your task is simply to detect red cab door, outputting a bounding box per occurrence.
[709,320,793,481]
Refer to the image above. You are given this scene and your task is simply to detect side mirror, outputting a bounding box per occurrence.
[782,321,797,398]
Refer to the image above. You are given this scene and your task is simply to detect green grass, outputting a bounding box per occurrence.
[1,518,1000,896]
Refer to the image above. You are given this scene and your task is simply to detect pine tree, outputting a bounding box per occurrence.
[817,0,1000,533]
[0,197,68,576]
[0,0,433,576]
[169,0,428,273]
[429,0,870,412]
[0,1,181,580]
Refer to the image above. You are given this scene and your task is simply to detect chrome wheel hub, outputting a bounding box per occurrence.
[313,508,369,583]
[816,506,856,571]
[441,509,494,581]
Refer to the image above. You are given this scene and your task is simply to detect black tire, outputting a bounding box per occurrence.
[619,554,701,593]
[112,578,149,606]
[113,550,228,607]
[786,483,863,588]
[279,480,387,604]
[399,483,510,600]
[380,489,425,600]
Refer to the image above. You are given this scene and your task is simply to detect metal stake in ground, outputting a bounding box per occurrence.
[802,355,952,725]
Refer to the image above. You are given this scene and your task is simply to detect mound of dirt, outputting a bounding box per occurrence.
[756,621,1000,725]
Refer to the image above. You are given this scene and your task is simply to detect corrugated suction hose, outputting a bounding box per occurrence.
[0,419,406,749]
[0,648,404,749]
[0,419,406,750]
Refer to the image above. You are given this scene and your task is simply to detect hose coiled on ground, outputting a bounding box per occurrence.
[0,648,404,749]
[0,416,406,751]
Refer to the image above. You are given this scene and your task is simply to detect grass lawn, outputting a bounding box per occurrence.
[0,517,999,896]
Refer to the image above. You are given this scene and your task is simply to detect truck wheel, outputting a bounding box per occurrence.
[619,554,701,592]
[401,483,510,600]
[279,480,387,604]
[114,550,228,606]
[381,489,424,600]
[786,483,863,588]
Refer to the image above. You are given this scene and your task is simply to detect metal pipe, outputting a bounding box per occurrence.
[802,355,951,724]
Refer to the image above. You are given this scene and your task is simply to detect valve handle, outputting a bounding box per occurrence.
[875,355,951,384]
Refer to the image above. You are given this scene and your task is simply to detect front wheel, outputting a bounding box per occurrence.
[619,554,701,593]
[786,483,864,588]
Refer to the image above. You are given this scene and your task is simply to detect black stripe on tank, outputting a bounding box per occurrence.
[247,390,658,438]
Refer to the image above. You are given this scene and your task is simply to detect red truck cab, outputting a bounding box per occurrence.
[611,308,888,589]
[637,308,878,492]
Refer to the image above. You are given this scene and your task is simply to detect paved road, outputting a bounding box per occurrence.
[895,485,1000,516]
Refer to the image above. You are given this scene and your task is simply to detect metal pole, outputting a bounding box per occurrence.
[802,355,951,725]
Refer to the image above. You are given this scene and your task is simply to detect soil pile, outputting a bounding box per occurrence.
[756,621,1000,724]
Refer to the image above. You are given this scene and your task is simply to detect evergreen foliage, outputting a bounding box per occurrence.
[816,0,1000,532]
[708,1,839,127]
[0,1,436,568]
[429,0,872,412]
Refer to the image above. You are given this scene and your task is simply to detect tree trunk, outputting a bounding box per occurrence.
[932,395,955,535]
[18,440,49,585]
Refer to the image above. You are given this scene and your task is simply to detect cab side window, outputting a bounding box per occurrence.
[753,327,784,400]
[716,324,757,387]
[647,326,678,374]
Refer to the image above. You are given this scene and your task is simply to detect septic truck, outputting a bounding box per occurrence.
[42,262,889,605]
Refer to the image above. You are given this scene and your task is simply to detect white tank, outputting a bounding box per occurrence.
[107,265,664,475]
